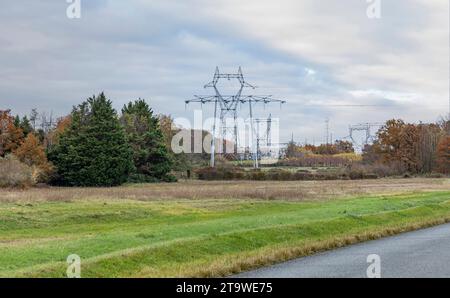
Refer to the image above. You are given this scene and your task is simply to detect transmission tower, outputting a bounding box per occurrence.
[186,67,286,168]
[325,118,330,145]
[345,122,383,150]
[254,114,273,165]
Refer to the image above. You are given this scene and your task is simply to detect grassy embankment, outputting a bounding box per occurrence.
[0,180,449,277]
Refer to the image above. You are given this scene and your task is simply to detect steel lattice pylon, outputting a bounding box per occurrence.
[186,67,286,167]
[254,114,273,165]
[344,122,384,151]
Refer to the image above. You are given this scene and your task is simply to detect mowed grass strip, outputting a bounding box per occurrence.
[0,191,449,277]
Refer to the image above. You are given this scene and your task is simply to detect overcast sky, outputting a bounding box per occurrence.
[0,0,448,143]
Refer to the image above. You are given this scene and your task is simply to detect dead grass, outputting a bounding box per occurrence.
[0,178,448,203]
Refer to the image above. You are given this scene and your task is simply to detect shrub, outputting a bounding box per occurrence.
[195,167,216,180]
[344,162,404,179]
[423,172,444,178]
[363,173,379,179]
[277,154,355,168]
[196,166,256,180]
[196,163,404,181]
[266,169,292,180]
[197,166,369,181]
[13,133,54,183]
[127,173,161,183]
[31,163,55,184]
[0,155,33,188]
[248,170,267,181]
[347,167,365,180]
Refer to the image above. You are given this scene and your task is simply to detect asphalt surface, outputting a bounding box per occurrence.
[235,223,450,278]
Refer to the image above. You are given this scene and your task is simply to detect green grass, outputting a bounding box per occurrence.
[0,190,449,277]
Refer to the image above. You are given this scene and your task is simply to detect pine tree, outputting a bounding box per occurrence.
[14,115,21,128]
[121,99,173,181]
[13,115,32,136]
[48,93,134,186]
[20,116,33,136]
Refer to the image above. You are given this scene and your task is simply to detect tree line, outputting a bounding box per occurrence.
[277,119,449,175]
[1,94,449,187]
[1,93,174,187]
[285,140,355,158]
[363,119,449,174]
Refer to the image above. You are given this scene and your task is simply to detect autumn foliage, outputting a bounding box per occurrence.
[363,119,449,174]
[0,110,24,157]
[1,103,449,187]
[13,133,54,183]
[436,135,450,174]
[45,115,71,148]
[286,140,354,157]
[0,110,54,185]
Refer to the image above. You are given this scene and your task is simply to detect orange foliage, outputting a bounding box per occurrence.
[377,119,405,162]
[0,110,24,156]
[13,133,46,166]
[13,133,53,183]
[367,119,447,174]
[436,136,450,174]
[46,115,72,147]
[286,140,354,158]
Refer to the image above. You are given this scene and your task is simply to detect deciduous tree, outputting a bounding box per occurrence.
[0,110,24,157]
[13,133,54,183]
[13,133,46,167]
[436,135,450,174]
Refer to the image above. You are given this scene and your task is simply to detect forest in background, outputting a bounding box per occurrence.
[1,93,449,187]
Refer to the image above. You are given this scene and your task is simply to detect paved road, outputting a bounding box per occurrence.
[235,223,450,278]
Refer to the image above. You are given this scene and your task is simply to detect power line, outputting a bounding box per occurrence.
[186,67,286,168]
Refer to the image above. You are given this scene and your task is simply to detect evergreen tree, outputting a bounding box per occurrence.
[13,115,32,136]
[14,115,21,128]
[121,99,173,181]
[48,93,134,186]
[20,116,33,136]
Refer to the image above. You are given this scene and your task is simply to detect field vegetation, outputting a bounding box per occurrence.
[1,93,449,278]
[0,178,448,277]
